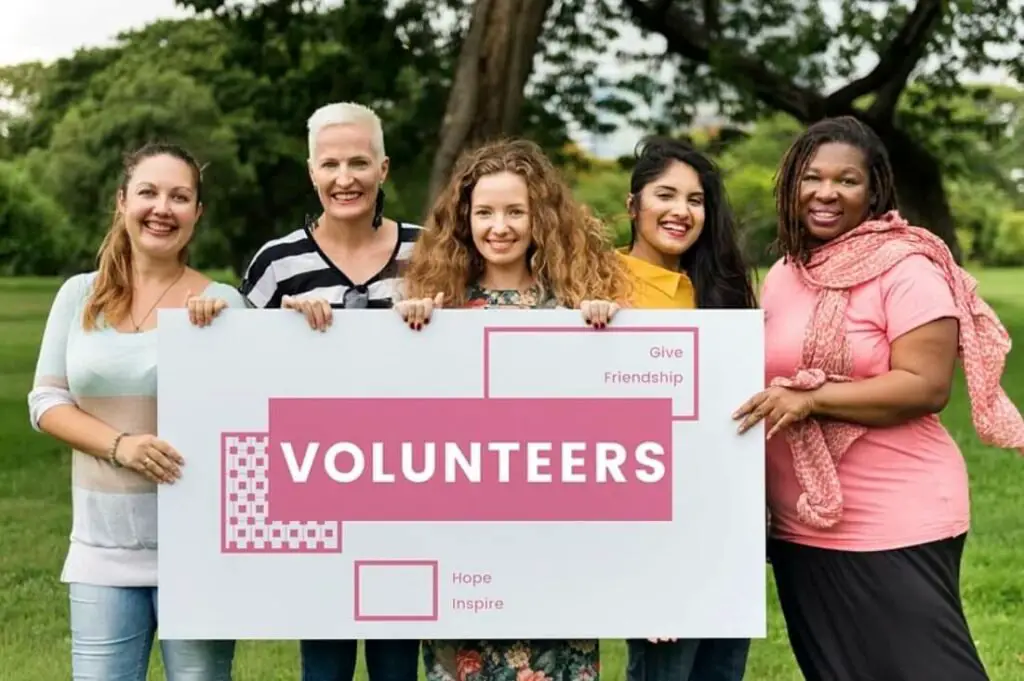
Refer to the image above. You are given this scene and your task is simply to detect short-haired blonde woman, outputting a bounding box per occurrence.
[29,142,243,680]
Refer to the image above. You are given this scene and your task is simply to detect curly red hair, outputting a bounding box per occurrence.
[404,138,631,307]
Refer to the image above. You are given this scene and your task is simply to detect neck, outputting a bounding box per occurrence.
[132,253,185,285]
[629,240,679,272]
[317,212,379,248]
[479,262,533,291]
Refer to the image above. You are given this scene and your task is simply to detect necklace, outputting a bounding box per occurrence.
[130,268,186,332]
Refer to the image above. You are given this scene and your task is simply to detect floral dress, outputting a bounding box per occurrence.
[422,282,598,681]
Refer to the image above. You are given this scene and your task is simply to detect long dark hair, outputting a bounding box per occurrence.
[628,136,757,309]
[774,116,898,263]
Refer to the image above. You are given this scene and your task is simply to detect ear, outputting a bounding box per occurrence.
[625,192,636,217]
[116,189,127,214]
[195,201,205,222]
[307,159,316,188]
[379,156,390,184]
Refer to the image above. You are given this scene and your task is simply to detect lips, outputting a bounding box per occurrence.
[659,221,690,239]
[330,190,362,204]
[808,208,842,228]
[486,239,517,253]
[143,219,177,236]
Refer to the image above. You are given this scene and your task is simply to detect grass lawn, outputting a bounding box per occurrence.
[0,271,1021,681]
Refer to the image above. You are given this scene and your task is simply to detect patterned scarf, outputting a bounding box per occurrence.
[773,210,1024,529]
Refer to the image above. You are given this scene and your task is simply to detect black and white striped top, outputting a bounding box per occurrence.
[239,220,423,309]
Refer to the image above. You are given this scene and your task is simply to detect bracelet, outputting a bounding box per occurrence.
[108,432,127,468]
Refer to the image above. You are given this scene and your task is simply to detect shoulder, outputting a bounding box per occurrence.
[878,253,947,286]
[204,281,248,308]
[244,227,314,275]
[394,221,424,260]
[760,258,797,297]
[54,271,98,303]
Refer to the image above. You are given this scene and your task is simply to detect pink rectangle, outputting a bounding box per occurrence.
[354,560,439,621]
[267,396,673,524]
[482,326,700,420]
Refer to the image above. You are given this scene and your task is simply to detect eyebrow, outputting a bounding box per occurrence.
[136,182,194,193]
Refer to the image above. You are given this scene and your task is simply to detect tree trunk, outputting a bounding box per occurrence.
[876,124,962,261]
[422,0,552,219]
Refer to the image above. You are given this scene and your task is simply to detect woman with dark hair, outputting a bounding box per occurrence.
[734,115,1024,680]
[621,136,757,681]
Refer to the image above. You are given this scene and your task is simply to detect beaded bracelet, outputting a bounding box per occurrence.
[108,432,127,468]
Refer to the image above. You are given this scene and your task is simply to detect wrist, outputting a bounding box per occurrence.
[107,432,128,467]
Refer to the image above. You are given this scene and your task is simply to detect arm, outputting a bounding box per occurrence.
[30,276,181,482]
[810,317,958,426]
[28,275,115,457]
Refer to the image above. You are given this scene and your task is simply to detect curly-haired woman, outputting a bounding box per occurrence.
[396,138,631,681]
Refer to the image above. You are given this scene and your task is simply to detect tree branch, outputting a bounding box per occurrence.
[621,0,823,121]
[827,0,944,115]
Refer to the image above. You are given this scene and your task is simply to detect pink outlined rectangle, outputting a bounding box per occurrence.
[353,560,439,622]
[483,326,700,421]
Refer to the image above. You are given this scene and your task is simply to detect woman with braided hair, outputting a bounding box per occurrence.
[733,116,1023,680]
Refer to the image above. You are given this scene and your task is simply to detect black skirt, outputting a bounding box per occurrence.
[768,533,989,681]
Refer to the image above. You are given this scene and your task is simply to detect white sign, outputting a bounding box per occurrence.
[156,309,766,640]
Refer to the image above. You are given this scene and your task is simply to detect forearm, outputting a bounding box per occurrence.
[37,405,122,461]
[810,370,950,427]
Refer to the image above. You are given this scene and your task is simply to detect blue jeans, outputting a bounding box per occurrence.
[627,638,750,681]
[69,583,236,681]
[300,639,420,681]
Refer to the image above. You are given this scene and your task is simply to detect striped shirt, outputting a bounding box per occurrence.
[28,272,247,586]
[239,219,423,309]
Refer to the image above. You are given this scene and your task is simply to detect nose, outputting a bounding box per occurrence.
[813,181,839,201]
[154,194,172,214]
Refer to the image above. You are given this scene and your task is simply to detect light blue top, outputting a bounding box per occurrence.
[29,271,247,586]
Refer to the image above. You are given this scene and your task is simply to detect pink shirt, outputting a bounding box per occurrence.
[762,254,970,551]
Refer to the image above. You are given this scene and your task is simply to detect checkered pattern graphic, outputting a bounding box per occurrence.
[223,433,340,552]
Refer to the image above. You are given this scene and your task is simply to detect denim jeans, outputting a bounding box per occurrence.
[626,638,750,681]
[69,583,236,681]
[300,639,420,681]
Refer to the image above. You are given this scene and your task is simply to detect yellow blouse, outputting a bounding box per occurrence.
[617,250,696,310]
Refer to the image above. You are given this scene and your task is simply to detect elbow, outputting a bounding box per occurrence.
[922,380,952,414]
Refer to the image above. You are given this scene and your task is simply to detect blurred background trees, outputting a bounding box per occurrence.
[1,0,1021,276]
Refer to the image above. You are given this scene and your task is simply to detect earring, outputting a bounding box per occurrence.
[372,187,386,229]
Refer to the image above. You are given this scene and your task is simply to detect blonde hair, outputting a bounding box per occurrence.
[403,138,632,308]
[307,102,386,162]
[82,143,203,330]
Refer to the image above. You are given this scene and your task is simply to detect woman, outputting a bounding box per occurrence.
[28,142,242,679]
[396,138,630,681]
[734,116,1024,681]
[620,136,756,681]
[234,101,423,336]
[208,101,425,681]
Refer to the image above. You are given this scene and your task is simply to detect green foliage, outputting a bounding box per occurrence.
[571,166,631,246]
[0,161,82,275]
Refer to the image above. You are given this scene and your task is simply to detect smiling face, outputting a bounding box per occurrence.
[117,154,201,261]
[469,171,533,270]
[631,160,705,265]
[309,122,389,222]
[799,141,871,242]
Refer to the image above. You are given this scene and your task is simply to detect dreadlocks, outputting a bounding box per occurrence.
[773,116,898,263]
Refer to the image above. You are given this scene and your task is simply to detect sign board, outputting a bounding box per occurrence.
[156,309,765,640]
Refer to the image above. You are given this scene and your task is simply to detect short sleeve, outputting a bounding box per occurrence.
[880,254,960,342]
[32,273,90,390]
[239,249,279,308]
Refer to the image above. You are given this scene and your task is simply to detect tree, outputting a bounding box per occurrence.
[575,0,1024,261]
[424,0,553,213]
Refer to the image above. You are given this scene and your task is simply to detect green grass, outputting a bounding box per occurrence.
[1,271,1022,680]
